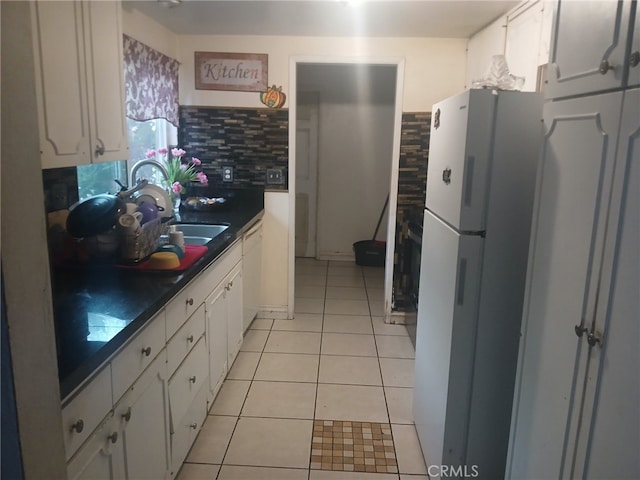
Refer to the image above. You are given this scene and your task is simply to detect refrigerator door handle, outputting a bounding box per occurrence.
[456,258,468,305]
[463,155,475,206]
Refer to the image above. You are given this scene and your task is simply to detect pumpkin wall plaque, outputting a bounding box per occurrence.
[260,85,287,109]
[195,52,268,92]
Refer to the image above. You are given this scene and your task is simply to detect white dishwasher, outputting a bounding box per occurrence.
[242,219,263,331]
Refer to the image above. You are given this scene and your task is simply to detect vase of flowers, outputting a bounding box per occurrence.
[144,147,208,212]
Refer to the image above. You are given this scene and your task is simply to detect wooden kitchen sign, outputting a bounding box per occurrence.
[195,52,268,92]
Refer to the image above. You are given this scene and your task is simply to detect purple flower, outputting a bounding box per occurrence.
[191,157,201,166]
[171,182,183,194]
[179,164,187,170]
[171,148,186,157]
[157,148,168,155]
[196,171,208,185]
[145,149,156,159]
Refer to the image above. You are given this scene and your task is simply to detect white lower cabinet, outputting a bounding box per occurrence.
[62,238,248,479]
[67,413,125,480]
[114,351,170,480]
[168,337,209,476]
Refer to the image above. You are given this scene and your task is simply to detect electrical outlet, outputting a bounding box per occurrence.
[222,166,233,182]
[266,168,283,184]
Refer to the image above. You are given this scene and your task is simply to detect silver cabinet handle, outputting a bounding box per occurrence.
[187,334,194,343]
[630,51,640,68]
[599,59,614,74]
[186,298,194,306]
[70,419,84,433]
[141,346,151,357]
[190,423,198,429]
[121,407,132,422]
[574,324,588,338]
[95,143,105,156]
[189,375,197,383]
[587,331,602,347]
[108,432,118,444]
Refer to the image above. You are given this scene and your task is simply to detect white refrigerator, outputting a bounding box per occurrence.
[413,89,542,479]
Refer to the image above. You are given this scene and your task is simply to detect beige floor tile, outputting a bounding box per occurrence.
[366,287,385,302]
[186,415,237,464]
[372,316,410,336]
[362,266,385,277]
[224,417,313,468]
[242,381,317,419]
[273,313,323,332]
[400,475,429,480]
[176,463,220,480]
[368,300,385,317]
[240,329,269,352]
[385,387,414,425]
[310,472,399,480]
[323,314,373,334]
[219,465,308,480]
[296,258,328,266]
[326,275,365,288]
[391,424,427,475]
[321,333,377,357]
[380,358,415,388]
[294,297,325,314]
[254,353,319,382]
[210,380,251,416]
[325,298,370,316]
[264,330,321,354]
[226,352,261,380]
[315,384,388,423]
[296,264,328,276]
[376,335,415,359]
[325,286,368,300]
[296,274,327,287]
[327,264,363,275]
[365,277,385,289]
[295,285,326,299]
[249,318,274,331]
[318,355,382,386]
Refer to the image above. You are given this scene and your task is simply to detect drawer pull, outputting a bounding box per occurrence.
[108,432,118,444]
[229,280,234,288]
[187,335,194,343]
[122,407,132,422]
[189,375,197,384]
[141,346,152,357]
[189,423,198,429]
[186,298,194,306]
[70,419,84,434]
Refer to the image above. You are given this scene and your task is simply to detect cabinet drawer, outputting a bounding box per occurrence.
[167,304,205,377]
[111,310,166,403]
[62,365,112,461]
[166,240,242,339]
[170,384,208,476]
[168,337,208,431]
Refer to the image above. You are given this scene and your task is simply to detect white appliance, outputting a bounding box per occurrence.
[413,89,542,479]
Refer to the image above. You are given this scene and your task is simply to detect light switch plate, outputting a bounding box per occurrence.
[222,166,233,182]
[266,168,284,184]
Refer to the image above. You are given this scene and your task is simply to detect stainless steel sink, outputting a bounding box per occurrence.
[161,223,229,246]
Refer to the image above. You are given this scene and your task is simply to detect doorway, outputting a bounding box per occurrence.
[288,57,406,320]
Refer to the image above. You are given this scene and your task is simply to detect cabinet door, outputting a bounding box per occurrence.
[226,264,244,369]
[31,1,91,168]
[83,1,129,163]
[206,283,228,401]
[242,221,263,331]
[115,351,170,480]
[508,91,624,478]
[628,5,640,88]
[67,415,125,480]
[546,0,634,99]
[577,88,640,478]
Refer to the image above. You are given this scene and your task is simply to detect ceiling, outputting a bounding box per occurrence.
[126,0,518,38]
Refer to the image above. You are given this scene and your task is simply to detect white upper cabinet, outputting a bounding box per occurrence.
[546,0,638,99]
[31,1,128,169]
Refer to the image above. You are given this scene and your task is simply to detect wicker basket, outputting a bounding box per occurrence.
[119,218,168,262]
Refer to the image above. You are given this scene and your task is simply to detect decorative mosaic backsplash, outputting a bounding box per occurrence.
[393,112,431,310]
[178,106,288,190]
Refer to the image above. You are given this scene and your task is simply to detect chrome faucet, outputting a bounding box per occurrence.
[129,160,169,187]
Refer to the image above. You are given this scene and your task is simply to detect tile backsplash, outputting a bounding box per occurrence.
[178,106,288,190]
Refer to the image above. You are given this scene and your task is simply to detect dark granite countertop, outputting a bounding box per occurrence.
[52,188,264,401]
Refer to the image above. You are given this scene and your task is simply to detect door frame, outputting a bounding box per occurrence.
[288,55,406,320]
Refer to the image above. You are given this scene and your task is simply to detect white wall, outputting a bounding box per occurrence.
[177,35,468,111]
[466,15,507,87]
[121,3,178,58]
[298,64,395,259]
